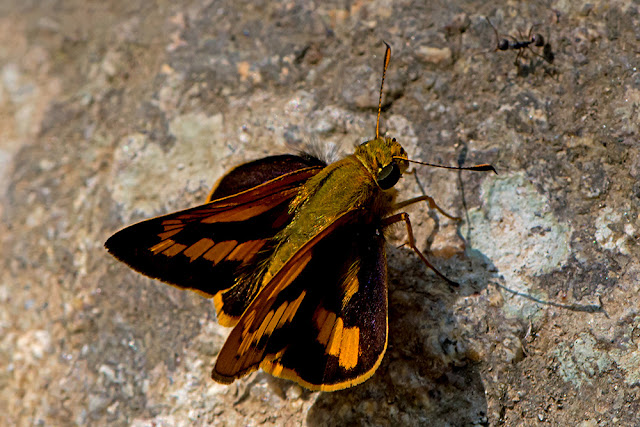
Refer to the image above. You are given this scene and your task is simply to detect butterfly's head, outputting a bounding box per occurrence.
[355,136,409,190]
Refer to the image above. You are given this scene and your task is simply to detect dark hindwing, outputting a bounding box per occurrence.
[212,209,388,391]
[105,159,324,326]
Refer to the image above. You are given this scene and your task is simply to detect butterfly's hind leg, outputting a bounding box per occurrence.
[382,212,459,289]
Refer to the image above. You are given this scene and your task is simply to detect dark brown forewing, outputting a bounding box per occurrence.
[105,166,323,325]
[208,154,326,201]
[212,208,388,391]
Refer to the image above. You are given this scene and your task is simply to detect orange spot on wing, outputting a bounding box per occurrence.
[158,228,182,240]
[313,306,329,329]
[206,205,266,222]
[176,210,212,221]
[183,238,215,262]
[203,191,294,223]
[327,317,344,357]
[254,309,275,344]
[203,240,237,265]
[162,224,184,231]
[161,219,182,225]
[149,239,175,254]
[262,302,289,338]
[238,331,254,356]
[163,242,187,257]
[227,240,266,262]
[338,327,360,370]
[279,291,306,327]
[241,310,257,338]
[316,310,336,346]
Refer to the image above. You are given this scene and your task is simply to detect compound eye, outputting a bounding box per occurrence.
[377,161,401,189]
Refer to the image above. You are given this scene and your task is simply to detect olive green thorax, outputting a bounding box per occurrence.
[354,137,409,190]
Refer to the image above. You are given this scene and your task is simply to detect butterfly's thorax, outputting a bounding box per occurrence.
[263,137,408,284]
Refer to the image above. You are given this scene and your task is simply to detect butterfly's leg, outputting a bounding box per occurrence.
[393,195,462,221]
[382,212,459,288]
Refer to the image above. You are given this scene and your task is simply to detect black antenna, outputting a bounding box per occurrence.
[396,157,497,174]
[375,42,391,139]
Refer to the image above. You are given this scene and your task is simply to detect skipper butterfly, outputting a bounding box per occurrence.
[105,44,495,391]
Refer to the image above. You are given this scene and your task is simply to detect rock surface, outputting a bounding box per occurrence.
[1,0,638,425]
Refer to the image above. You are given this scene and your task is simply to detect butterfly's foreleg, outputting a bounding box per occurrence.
[393,195,461,221]
[382,212,459,288]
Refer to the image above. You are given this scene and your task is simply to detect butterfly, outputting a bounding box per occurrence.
[105,43,495,391]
